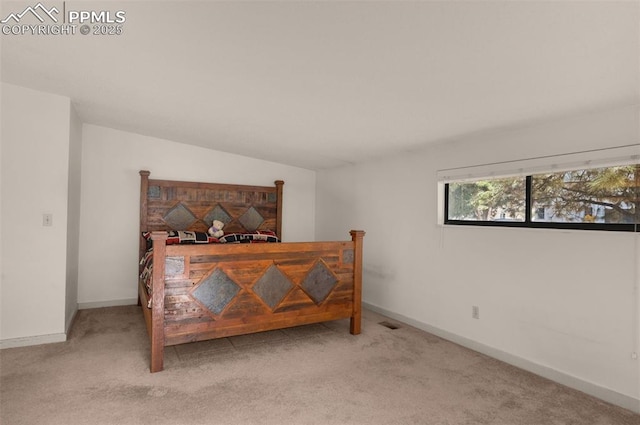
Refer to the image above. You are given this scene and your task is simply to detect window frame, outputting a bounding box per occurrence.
[444,174,639,233]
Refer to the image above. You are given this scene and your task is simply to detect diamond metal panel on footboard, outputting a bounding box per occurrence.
[158,240,360,346]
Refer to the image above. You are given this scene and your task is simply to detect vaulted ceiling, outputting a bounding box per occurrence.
[2,1,638,169]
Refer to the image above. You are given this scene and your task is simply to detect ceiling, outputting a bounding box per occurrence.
[1,1,638,170]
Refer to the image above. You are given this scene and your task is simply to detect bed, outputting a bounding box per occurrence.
[138,170,365,372]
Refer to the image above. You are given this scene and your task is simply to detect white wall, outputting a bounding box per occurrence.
[0,83,3,341]
[316,105,640,412]
[78,124,316,307]
[65,104,82,332]
[0,83,3,340]
[1,83,71,344]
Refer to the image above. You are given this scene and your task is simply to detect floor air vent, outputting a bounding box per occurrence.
[379,321,400,330]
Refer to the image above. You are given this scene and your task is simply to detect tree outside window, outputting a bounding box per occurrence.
[532,165,638,224]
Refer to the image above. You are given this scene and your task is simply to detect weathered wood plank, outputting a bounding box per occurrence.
[164,306,353,346]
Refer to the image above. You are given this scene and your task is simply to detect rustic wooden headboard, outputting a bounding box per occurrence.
[139,170,284,252]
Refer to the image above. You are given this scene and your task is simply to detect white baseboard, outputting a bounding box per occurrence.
[363,301,640,414]
[78,298,138,310]
[1,300,137,350]
[0,333,67,349]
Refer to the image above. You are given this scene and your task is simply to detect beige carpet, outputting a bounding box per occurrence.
[1,306,638,425]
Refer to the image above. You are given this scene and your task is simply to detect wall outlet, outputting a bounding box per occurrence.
[472,305,480,319]
[43,213,53,227]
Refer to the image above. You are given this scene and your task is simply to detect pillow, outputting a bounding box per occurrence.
[219,230,279,244]
[139,248,153,297]
[142,231,219,244]
[140,248,154,268]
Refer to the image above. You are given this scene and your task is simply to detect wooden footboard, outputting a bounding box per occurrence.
[140,230,364,372]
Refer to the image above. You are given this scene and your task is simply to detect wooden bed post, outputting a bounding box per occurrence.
[150,231,167,373]
[350,230,365,335]
[138,171,151,307]
[139,171,150,263]
[274,180,284,240]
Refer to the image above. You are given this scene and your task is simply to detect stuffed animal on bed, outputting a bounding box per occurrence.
[207,220,225,238]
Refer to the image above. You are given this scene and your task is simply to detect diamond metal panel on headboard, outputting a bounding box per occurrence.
[204,204,232,226]
[163,203,197,230]
[191,269,241,315]
[238,206,264,231]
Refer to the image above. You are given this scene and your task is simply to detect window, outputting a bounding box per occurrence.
[444,164,639,231]
[447,177,526,222]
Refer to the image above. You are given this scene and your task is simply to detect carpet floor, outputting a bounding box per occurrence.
[1,306,638,425]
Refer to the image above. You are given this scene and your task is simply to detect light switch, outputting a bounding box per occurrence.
[43,213,53,226]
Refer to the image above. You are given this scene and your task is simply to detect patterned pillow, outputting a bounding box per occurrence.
[139,248,154,304]
[219,230,279,244]
[142,231,219,244]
